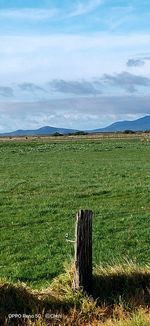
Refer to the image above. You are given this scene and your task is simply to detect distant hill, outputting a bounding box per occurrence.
[0,115,150,136]
[1,126,79,136]
[92,115,150,132]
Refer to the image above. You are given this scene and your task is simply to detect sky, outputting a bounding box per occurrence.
[0,0,150,132]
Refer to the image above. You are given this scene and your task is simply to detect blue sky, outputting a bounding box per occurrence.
[0,0,150,132]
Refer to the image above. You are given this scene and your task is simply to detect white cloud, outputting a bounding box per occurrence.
[67,0,103,18]
[103,5,134,31]
[0,1,103,22]
[0,32,150,85]
[0,8,59,21]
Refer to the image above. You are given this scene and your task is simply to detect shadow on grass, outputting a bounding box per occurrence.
[0,282,65,325]
[92,271,150,307]
[0,268,150,325]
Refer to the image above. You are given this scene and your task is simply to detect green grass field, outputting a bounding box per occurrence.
[0,136,149,288]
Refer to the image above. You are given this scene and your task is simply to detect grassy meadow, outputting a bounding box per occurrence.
[0,135,150,288]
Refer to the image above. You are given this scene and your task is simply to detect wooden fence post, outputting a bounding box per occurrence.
[73,209,93,295]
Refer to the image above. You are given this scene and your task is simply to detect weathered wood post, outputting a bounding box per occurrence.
[73,210,93,295]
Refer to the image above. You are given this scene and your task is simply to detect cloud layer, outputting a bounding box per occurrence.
[126,59,145,67]
[0,95,149,132]
[49,79,101,95]
[18,83,46,93]
[102,72,150,93]
[1,70,150,102]
[0,1,150,131]
[0,87,14,97]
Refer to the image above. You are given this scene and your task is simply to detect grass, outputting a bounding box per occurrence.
[0,136,150,288]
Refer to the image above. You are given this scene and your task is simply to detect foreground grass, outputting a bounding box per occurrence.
[0,136,150,287]
[0,263,150,325]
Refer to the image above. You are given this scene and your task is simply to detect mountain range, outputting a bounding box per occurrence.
[0,126,78,137]
[93,115,150,132]
[0,115,150,136]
